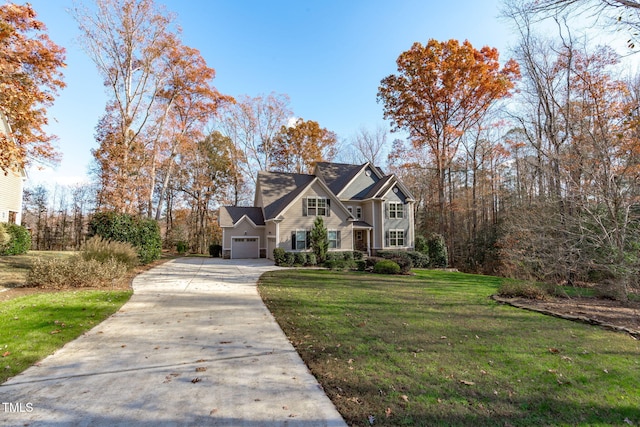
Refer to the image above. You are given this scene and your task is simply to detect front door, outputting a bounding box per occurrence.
[354,230,366,252]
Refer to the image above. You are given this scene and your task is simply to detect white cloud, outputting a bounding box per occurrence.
[286,116,299,128]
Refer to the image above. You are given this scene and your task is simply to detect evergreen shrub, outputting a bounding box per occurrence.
[0,223,31,255]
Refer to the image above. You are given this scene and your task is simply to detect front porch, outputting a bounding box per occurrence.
[353,221,372,256]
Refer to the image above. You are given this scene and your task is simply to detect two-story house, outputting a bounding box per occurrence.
[219,162,415,259]
[0,112,26,225]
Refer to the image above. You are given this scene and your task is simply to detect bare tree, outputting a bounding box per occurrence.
[350,125,388,166]
[518,0,640,49]
[218,93,292,190]
[72,0,176,215]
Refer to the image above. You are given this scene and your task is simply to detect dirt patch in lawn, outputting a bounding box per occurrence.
[494,295,640,338]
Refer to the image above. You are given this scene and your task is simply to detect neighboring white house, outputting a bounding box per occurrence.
[219,162,415,259]
[0,112,26,225]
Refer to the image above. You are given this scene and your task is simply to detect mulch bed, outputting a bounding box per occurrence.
[493,295,640,339]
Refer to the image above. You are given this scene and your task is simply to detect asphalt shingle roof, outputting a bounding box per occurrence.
[258,171,316,220]
[219,206,265,227]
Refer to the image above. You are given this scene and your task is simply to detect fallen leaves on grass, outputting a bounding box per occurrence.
[1,351,10,357]
[460,380,475,386]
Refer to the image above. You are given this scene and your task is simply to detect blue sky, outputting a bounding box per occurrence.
[23,0,518,187]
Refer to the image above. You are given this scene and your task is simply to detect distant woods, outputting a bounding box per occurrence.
[14,0,640,295]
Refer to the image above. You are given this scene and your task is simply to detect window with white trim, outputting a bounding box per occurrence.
[388,202,404,219]
[304,197,329,217]
[388,229,405,247]
[327,230,341,249]
[347,206,353,215]
[292,230,310,250]
[356,206,362,219]
[317,198,327,216]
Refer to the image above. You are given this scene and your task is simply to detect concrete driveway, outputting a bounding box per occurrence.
[0,257,347,426]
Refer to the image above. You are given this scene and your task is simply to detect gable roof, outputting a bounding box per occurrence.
[362,174,394,199]
[221,162,415,227]
[257,171,316,220]
[314,162,364,194]
[219,206,265,227]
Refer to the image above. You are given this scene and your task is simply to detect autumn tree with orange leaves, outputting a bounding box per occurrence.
[0,2,65,173]
[378,39,520,242]
[74,0,230,218]
[271,118,337,174]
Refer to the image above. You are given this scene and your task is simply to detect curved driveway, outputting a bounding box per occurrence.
[0,258,346,426]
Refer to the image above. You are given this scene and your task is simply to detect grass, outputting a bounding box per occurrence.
[258,269,640,427]
[0,251,75,288]
[0,289,132,383]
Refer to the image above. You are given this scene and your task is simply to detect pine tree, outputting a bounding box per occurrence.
[310,216,329,264]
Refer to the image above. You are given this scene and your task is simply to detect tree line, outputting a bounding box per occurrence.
[5,0,640,295]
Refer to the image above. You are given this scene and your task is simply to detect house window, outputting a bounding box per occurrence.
[292,230,310,250]
[328,230,341,249]
[388,230,405,247]
[388,202,404,219]
[347,206,353,215]
[307,198,316,216]
[304,197,329,217]
[317,198,327,216]
[355,207,362,219]
[356,230,363,241]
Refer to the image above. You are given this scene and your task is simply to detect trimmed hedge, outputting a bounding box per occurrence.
[273,248,287,266]
[88,212,161,264]
[294,252,307,266]
[0,223,31,255]
[376,250,413,274]
[373,259,401,274]
[273,249,360,268]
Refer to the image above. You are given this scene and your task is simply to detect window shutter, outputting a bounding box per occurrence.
[336,230,341,249]
[385,230,389,247]
[326,198,331,217]
[385,202,389,219]
[306,231,311,249]
[302,198,307,216]
[291,232,296,250]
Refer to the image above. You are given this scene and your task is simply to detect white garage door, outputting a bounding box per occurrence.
[231,237,259,259]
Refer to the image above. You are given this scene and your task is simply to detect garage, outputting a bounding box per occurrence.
[231,237,260,259]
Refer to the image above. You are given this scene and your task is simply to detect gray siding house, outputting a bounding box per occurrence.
[219,162,415,259]
[0,112,26,225]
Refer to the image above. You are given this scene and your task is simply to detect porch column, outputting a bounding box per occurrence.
[367,229,371,257]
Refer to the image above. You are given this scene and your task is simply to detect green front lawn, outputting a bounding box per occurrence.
[258,269,640,426]
[0,290,132,383]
